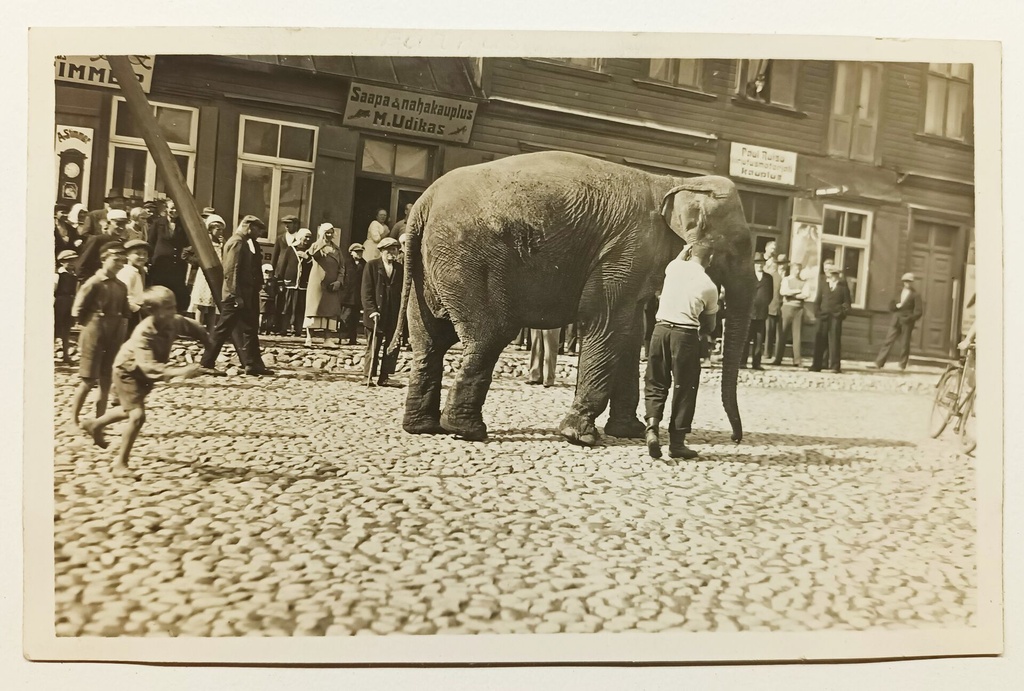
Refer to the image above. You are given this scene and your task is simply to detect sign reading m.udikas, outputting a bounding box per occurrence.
[343,82,477,144]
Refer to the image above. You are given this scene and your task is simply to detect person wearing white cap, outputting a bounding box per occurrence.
[871,272,923,370]
[187,214,228,333]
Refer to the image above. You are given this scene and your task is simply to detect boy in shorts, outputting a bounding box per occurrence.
[70,244,130,427]
[80,286,210,477]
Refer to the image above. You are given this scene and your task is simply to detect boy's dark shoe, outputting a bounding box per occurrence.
[377,379,404,388]
[245,367,275,377]
[668,432,698,460]
[197,366,226,377]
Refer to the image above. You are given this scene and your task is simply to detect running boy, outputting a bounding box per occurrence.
[80,286,210,477]
[70,244,130,427]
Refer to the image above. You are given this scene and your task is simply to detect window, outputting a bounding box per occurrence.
[737,60,799,107]
[649,59,702,89]
[923,63,972,140]
[829,62,883,162]
[539,57,602,70]
[234,116,317,241]
[107,98,198,204]
[739,191,786,230]
[821,206,872,308]
[360,139,434,181]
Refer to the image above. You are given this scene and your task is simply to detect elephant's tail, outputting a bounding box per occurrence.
[387,200,424,354]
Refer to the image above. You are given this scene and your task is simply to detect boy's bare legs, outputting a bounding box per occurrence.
[81,407,127,449]
[96,376,112,417]
[71,379,95,428]
[112,407,145,477]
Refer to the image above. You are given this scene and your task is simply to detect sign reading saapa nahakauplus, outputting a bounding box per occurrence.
[343,82,477,144]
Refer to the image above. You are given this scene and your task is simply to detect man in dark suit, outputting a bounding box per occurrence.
[810,259,852,372]
[199,215,273,376]
[270,214,301,334]
[872,272,924,371]
[361,237,404,387]
[741,252,775,370]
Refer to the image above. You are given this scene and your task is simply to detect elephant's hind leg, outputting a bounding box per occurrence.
[404,286,458,435]
[440,330,517,442]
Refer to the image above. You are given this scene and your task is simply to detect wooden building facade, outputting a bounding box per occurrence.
[53,55,975,360]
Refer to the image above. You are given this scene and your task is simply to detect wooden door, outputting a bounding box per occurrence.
[909,220,959,356]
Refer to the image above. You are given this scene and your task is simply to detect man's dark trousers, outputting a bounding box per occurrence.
[875,318,915,369]
[201,300,265,370]
[812,313,844,371]
[644,323,701,435]
[742,318,767,368]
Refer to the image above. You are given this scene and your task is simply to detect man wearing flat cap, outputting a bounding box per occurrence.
[809,259,852,373]
[79,187,127,238]
[199,216,274,376]
[74,208,130,280]
[338,242,366,345]
[361,236,404,386]
[871,272,923,370]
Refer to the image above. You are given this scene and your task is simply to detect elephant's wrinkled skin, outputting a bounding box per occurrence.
[389,151,754,446]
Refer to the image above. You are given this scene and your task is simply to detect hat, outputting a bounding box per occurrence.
[201,206,216,216]
[377,237,400,252]
[124,239,149,252]
[280,214,299,224]
[143,199,164,210]
[100,243,126,258]
[776,253,789,265]
[57,249,78,262]
[204,214,226,229]
[105,188,126,200]
[262,263,274,273]
[348,243,364,252]
[107,209,129,222]
[901,272,915,282]
[826,263,841,274]
[317,222,334,233]
[68,203,87,224]
[753,252,765,263]
[241,214,266,229]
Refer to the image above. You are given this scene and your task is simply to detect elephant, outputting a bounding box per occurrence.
[388,151,754,447]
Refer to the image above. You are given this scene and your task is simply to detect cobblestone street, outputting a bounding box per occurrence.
[51,340,975,637]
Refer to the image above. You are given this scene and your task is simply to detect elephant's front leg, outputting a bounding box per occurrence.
[603,301,647,439]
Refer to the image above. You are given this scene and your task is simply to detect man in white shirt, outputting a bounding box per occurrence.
[643,244,719,460]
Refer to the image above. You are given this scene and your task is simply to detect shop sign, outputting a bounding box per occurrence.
[343,82,477,144]
[54,55,154,93]
[729,142,797,186]
[54,124,94,206]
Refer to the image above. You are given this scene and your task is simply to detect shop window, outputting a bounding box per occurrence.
[107,97,198,204]
[822,206,872,308]
[235,116,317,240]
[739,191,786,230]
[829,62,883,162]
[923,63,972,141]
[540,57,602,70]
[737,60,799,107]
[649,59,702,89]
[360,139,433,182]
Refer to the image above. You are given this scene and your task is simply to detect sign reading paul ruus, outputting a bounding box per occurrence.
[55,55,154,93]
[343,82,477,144]
[729,142,797,186]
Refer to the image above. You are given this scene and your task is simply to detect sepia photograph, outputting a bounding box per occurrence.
[20,23,1004,669]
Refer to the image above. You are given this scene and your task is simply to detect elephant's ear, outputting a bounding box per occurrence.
[661,186,708,242]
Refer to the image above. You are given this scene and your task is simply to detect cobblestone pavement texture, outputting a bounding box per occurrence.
[51,338,975,637]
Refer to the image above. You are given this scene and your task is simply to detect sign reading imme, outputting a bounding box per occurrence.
[55,55,154,93]
[343,82,477,144]
[729,142,797,186]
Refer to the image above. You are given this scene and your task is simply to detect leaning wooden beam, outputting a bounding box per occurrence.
[107,55,224,307]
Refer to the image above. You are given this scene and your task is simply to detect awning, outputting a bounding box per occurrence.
[230,55,486,102]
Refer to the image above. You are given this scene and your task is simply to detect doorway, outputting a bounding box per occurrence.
[351,178,392,246]
[909,219,960,357]
[393,186,424,229]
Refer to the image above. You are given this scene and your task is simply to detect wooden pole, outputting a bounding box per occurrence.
[107,55,223,306]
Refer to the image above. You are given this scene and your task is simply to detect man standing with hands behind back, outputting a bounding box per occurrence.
[643,243,719,461]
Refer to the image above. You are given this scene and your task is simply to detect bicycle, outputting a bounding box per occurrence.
[928,343,975,454]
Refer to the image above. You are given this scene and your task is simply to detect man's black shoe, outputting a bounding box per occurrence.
[197,366,226,377]
[245,367,275,377]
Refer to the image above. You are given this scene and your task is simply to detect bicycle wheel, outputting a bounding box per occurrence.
[960,391,976,455]
[929,368,959,438]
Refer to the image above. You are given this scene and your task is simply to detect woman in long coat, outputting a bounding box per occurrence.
[303,223,343,346]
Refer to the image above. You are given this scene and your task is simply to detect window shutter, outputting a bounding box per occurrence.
[850,64,882,162]
[828,63,855,155]
[771,60,800,107]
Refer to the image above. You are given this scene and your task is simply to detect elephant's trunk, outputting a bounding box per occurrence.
[718,258,754,443]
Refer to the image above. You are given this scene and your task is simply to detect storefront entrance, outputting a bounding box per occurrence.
[909,219,960,357]
[350,137,434,246]
[351,179,425,244]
